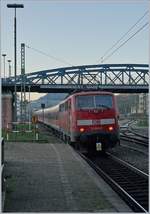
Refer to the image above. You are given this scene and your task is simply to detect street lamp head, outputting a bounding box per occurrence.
[8,60,11,63]
[7,4,24,8]
[2,54,6,57]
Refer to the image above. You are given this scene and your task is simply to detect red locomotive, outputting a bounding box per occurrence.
[35,91,120,152]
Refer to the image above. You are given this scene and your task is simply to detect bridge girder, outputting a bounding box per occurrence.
[2,64,149,93]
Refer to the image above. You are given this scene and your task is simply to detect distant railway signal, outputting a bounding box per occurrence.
[41,103,45,122]
[41,103,45,109]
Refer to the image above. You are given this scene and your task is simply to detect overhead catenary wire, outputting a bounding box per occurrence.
[97,10,149,63]
[100,22,149,63]
[25,44,74,67]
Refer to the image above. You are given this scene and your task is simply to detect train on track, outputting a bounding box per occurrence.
[34,91,120,152]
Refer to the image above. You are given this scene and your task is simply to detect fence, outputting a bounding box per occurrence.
[5,122,39,141]
[1,138,5,211]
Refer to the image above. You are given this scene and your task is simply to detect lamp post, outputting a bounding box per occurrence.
[28,86,31,130]
[2,54,6,80]
[7,60,11,78]
[7,3,24,122]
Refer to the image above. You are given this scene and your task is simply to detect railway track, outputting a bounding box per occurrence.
[79,152,149,212]
[120,134,148,147]
[40,122,149,212]
[120,126,148,147]
[120,143,148,156]
[129,127,148,139]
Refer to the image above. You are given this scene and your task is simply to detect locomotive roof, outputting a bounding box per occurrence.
[61,91,114,104]
[68,90,113,98]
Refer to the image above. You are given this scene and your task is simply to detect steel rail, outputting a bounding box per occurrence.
[107,152,148,178]
[78,151,148,212]
[129,127,148,140]
[120,134,148,147]
[120,144,148,156]
[120,123,148,147]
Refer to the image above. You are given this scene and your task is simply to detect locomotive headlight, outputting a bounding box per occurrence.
[108,126,113,131]
[80,128,85,132]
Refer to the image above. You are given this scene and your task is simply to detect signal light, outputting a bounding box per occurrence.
[108,126,113,131]
[80,128,85,132]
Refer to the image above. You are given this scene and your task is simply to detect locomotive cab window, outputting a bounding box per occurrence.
[65,102,68,111]
[59,104,65,112]
[76,95,113,109]
[68,100,71,110]
[95,95,113,109]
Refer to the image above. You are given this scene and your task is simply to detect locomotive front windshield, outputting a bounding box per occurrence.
[76,95,113,109]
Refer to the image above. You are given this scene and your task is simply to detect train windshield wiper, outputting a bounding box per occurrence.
[78,107,94,110]
[96,104,111,109]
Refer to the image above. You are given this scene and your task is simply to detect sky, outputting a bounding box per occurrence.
[1,0,149,100]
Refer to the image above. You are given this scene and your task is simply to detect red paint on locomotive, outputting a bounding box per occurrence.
[35,91,120,152]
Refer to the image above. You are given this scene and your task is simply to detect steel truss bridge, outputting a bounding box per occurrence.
[2,64,149,93]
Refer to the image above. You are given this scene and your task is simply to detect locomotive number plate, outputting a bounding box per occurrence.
[92,120,100,125]
[96,142,102,151]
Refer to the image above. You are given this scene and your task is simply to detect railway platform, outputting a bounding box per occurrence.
[4,142,132,212]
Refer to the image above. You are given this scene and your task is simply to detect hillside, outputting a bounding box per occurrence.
[31,93,68,111]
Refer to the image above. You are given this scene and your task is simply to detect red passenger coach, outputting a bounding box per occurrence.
[35,91,120,152]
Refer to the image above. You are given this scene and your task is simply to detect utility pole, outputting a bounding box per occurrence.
[7,3,24,122]
[21,43,26,122]
[28,85,31,130]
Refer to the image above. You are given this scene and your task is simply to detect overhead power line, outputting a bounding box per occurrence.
[25,45,73,67]
[97,10,149,63]
[100,22,149,63]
